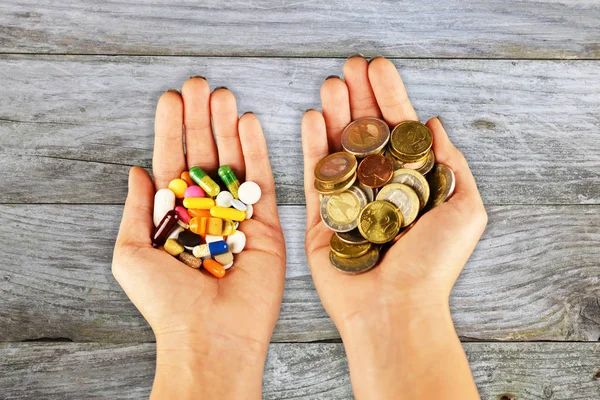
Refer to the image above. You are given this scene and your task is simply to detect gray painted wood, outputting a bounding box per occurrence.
[0,56,599,205]
[0,1,599,58]
[1,342,599,399]
[1,204,598,342]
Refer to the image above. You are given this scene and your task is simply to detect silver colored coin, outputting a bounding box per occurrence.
[329,247,380,274]
[376,183,420,227]
[320,186,368,232]
[335,228,369,245]
[356,181,375,203]
[391,168,430,210]
[415,150,435,175]
[426,164,456,209]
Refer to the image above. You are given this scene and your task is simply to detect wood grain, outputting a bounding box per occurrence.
[1,204,598,342]
[0,56,599,205]
[0,1,599,58]
[1,342,599,399]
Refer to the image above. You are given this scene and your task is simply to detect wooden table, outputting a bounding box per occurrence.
[1,1,599,398]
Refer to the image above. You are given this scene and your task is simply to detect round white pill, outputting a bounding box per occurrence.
[223,261,234,270]
[226,231,246,254]
[153,188,176,226]
[245,203,253,219]
[167,225,185,240]
[216,191,234,208]
[238,182,261,205]
[231,199,247,211]
[205,235,224,244]
[233,221,240,230]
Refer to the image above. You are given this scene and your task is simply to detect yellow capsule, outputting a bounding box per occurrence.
[206,217,224,236]
[183,197,215,209]
[164,239,185,256]
[168,178,188,199]
[189,217,208,235]
[210,206,246,221]
[221,220,236,236]
[189,167,221,197]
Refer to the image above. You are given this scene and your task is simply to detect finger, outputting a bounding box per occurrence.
[237,112,278,226]
[153,90,186,189]
[368,57,418,126]
[343,56,381,120]
[320,76,351,152]
[426,117,483,205]
[115,167,155,248]
[301,110,329,230]
[181,77,218,171]
[211,87,245,177]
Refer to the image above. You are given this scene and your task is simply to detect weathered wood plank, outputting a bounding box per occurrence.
[1,204,598,342]
[0,56,599,205]
[0,1,599,58]
[1,342,599,399]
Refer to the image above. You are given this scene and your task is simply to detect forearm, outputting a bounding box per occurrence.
[151,334,267,399]
[340,303,479,400]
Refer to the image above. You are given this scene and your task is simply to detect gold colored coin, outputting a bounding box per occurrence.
[335,228,369,245]
[415,150,435,175]
[330,234,371,258]
[329,247,380,274]
[314,172,357,195]
[320,186,367,232]
[390,121,433,162]
[391,168,430,210]
[376,183,420,228]
[341,117,390,157]
[314,152,357,184]
[357,200,402,244]
[426,164,456,209]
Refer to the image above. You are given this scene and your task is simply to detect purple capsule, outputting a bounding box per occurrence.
[152,210,180,246]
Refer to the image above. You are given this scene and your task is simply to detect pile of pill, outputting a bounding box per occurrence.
[152,165,261,278]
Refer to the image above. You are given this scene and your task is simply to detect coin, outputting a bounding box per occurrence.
[376,183,420,227]
[357,154,394,188]
[390,168,430,210]
[320,186,367,232]
[335,228,369,245]
[383,149,405,169]
[400,153,428,169]
[356,181,375,202]
[357,200,402,244]
[415,150,435,175]
[330,234,371,258]
[426,164,456,209]
[390,121,433,162]
[314,152,357,184]
[329,247,380,274]
[341,117,390,157]
[314,172,357,195]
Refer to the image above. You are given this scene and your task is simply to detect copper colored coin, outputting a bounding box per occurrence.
[357,154,394,188]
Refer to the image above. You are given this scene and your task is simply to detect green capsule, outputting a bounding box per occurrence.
[218,165,240,199]
[189,166,220,197]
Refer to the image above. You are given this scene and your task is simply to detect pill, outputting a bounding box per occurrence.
[187,209,211,218]
[245,203,254,219]
[222,261,234,270]
[233,221,240,230]
[206,217,224,236]
[226,230,246,254]
[164,238,185,256]
[231,199,247,211]
[214,251,234,266]
[205,235,224,243]
[180,171,195,187]
[175,206,192,224]
[184,185,205,199]
[152,210,180,246]
[168,178,188,199]
[216,191,234,208]
[222,220,236,236]
[183,197,215,210]
[210,206,246,221]
[189,217,208,236]
[192,240,229,258]
[178,252,202,269]
[202,258,226,279]
[238,181,261,205]
[153,188,176,226]
[178,230,202,248]
[168,225,185,240]
[218,165,241,199]
[189,166,220,197]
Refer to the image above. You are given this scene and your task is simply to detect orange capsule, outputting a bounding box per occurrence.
[206,217,224,235]
[189,217,208,235]
[203,258,226,278]
[180,171,195,187]
[188,209,211,218]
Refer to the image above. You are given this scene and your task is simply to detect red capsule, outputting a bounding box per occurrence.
[152,210,180,246]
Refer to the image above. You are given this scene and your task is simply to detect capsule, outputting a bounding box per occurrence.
[206,217,224,236]
[189,166,220,197]
[178,252,202,269]
[180,171,195,187]
[183,197,215,209]
[210,206,246,221]
[192,240,229,258]
[202,258,226,278]
[222,220,236,236]
[175,206,191,224]
[168,178,188,199]
[189,217,208,236]
[218,166,240,199]
[164,238,185,256]
[153,188,176,226]
[187,209,211,218]
[152,210,180,246]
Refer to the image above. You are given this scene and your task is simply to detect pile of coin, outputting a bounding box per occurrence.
[315,117,456,274]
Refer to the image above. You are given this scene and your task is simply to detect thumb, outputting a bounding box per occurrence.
[115,166,155,248]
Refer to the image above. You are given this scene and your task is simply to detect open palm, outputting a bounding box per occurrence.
[112,78,285,354]
[301,57,487,334]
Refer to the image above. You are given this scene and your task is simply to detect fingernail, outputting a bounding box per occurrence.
[190,75,206,80]
[325,75,340,81]
[347,53,365,59]
[242,111,254,116]
[435,115,444,126]
[368,56,385,64]
[167,88,181,94]
[305,108,316,113]
[213,86,228,91]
